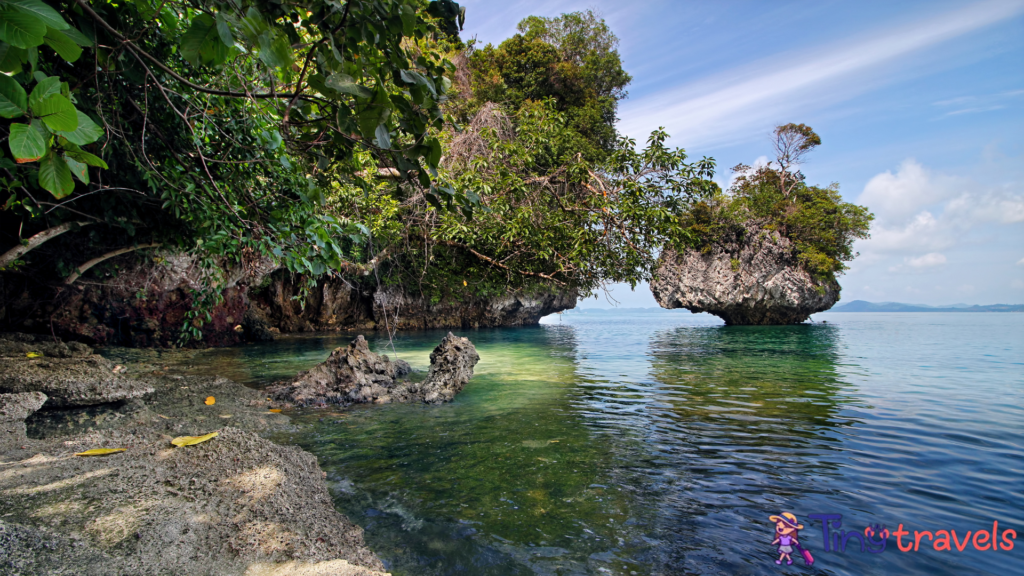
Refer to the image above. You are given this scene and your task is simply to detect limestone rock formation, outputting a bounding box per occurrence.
[651,222,839,325]
[268,333,479,407]
[241,307,277,342]
[0,391,46,450]
[0,345,154,407]
[0,333,93,358]
[419,332,481,404]
[256,272,576,333]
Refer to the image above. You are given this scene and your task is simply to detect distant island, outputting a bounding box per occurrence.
[830,301,1024,313]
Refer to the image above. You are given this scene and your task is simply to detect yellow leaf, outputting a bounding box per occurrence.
[463,280,467,286]
[171,432,219,447]
[268,408,282,413]
[74,448,126,457]
[204,396,215,405]
[25,352,43,358]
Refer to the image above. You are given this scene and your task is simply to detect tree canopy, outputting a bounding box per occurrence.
[0,2,870,343]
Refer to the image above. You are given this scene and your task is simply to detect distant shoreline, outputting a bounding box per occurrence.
[562,302,1023,314]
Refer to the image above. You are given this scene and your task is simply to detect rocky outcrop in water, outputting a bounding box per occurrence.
[0,335,154,407]
[268,333,479,407]
[419,332,481,404]
[651,222,839,325]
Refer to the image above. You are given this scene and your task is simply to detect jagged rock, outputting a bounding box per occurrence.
[418,332,481,404]
[0,333,93,358]
[268,333,478,407]
[0,355,154,408]
[0,391,47,450]
[242,307,276,342]
[651,222,839,325]
[267,335,408,407]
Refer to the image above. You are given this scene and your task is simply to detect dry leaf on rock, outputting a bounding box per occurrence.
[25,352,43,358]
[205,396,216,405]
[74,448,127,457]
[171,432,219,447]
[268,409,282,413]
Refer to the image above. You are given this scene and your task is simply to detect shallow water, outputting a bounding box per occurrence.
[172,310,1024,575]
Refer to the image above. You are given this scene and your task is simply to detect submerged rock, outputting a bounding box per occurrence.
[268,333,478,407]
[651,221,839,325]
[0,354,154,408]
[0,392,46,450]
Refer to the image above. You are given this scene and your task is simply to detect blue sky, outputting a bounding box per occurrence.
[460,0,1024,307]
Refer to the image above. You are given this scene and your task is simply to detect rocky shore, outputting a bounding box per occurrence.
[0,332,481,575]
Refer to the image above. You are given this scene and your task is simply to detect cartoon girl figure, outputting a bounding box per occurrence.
[770,512,804,565]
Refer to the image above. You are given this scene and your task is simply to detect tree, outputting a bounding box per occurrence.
[770,123,821,197]
[466,10,631,163]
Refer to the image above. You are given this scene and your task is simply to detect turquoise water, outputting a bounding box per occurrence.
[182,310,1024,575]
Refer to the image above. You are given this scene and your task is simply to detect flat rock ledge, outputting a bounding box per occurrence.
[0,344,389,576]
[651,222,840,325]
[0,338,154,407]
[268,332,480,407]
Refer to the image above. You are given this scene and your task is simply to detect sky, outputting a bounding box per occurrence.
[459,0,1024,307]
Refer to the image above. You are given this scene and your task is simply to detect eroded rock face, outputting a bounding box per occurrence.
[0,353,154,408]
[268,333,479,407]
[651,222,839,325]
[0,392,47,450]
[256,272,576,333]
[419,332,481,404]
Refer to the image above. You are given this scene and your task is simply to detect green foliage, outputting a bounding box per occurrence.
[691,161,873,281]
[466,10,630,163]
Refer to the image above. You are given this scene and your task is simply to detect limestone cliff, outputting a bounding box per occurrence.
[651,222,839,324]
[1,252,575,347]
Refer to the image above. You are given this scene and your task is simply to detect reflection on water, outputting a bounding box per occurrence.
[141,311,1024,576]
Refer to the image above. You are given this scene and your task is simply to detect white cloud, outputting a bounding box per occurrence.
[1013,279,1024,289]
[888,252,947,273]
[907,253,947,268]
[855,159,1024,254]
[1017,257,1024,266]
[617,0,1024,148]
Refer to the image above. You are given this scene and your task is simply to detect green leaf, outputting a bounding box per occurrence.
[57,109,104,145]
[8,122,44,162]
[0,10,46,49]
[28,74,58,107]
[427,137,441,168]
[0,43,25,72]
[257,30,292,69]
[215,12,233,47]
[33,93,77,131]
[0,73,27,118]
[5,0,68,30]
[42,27,80,62]
[325,73,372,99]
[65,148,107,168]
[61,25,91,47]
[238,7,268,43]
[38,149,74,198]
[374,123,391,149]
[180,14,229,66]
[64,154,87,183]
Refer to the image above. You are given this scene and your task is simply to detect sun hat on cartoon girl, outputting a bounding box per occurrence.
[770,512,804,530]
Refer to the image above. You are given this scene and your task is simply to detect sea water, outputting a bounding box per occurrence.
[182,310,1024,575]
